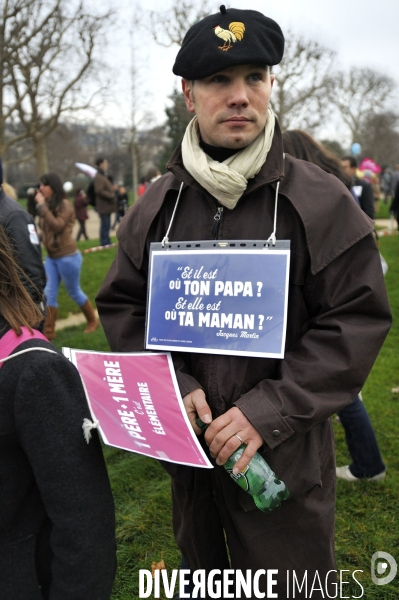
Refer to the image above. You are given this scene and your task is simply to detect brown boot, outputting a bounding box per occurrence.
[44,306,58,340]
[80,299,99,334]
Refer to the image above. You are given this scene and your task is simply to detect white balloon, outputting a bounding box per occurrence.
[63,181,73,192]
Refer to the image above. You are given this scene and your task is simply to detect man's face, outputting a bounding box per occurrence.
[182,64,274,149]
[100,159,109,171]
[341,159,356,178]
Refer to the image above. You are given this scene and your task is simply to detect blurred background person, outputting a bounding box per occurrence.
[390,178,399,232]
[35,172,98,339]
[0,159,45,321]
[380,167,392,204]
[1,181,17,200]
[390,163,399,198]
[111,183,119,230]
[137,176,148,197]
[26,186,37,222]
[370,172,381,216]
[74,187,89,241]
[145,166,162,186]
[283,130,353,186]
[112,184,129,229]
[283,130,386,482]
[94,157,116,246]
[0,223,116,599]
[282,130,360,205]
[118,185,128,212]
[341,155,375,219]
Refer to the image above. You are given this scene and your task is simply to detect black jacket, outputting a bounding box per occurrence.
[390,181,399,213]
[0,326,116,599]
[353,176,375,219]
[0,189,46,304]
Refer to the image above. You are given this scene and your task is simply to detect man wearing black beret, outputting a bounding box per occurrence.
[97,6,391,597]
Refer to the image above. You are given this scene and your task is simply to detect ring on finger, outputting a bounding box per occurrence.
[235,433,244,444]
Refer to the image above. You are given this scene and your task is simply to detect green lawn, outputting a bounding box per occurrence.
[58,238,117,319]
[375,199,394,219]
[44,237,117,319]
[332,235,399,598]
[52,235,399,599]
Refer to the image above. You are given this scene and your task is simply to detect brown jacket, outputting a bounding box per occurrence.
[94,171,116,214]
[97,128,391,489]
[37,199,76,258]
[97,126,391,590]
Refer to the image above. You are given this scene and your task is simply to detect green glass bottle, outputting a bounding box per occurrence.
[197,418,289,512]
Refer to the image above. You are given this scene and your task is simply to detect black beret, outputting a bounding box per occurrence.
[173,5,284,80]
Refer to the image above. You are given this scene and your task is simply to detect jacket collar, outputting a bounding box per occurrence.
[120,121,373,276]
[166,119,285,196]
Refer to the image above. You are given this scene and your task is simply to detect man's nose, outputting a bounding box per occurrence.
[227,80,249,107]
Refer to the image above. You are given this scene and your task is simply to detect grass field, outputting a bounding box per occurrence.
[52,234,399,599]
[375,199,394,219]
[52,237,117,319]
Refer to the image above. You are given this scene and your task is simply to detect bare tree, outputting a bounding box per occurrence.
[143,0,213,48]
[158,87,192,171]
[137,0,211,157]
[357,111,399,166]
[126,14,163,199]
[2,0,112,176]
[331,67,397,143]
[271,33,336,132]
[129,26,141,202]
[0,0,50,178]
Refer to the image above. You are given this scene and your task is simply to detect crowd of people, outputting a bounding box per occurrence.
[0,5,397,598]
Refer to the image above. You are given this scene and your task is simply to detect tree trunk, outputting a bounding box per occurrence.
[33,134,48,176]
[131,138,139,204]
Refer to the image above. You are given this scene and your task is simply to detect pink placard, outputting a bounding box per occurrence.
[63,348,212,468]
[359,158,381,174]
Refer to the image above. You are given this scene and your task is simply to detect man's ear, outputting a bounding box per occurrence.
[182,79,196,113]
[270,74,275,89]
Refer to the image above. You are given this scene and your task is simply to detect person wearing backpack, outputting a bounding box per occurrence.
[0,223,116,599]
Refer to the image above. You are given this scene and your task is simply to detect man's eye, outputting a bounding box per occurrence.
[249,73,262,82]
[211,75,228,83]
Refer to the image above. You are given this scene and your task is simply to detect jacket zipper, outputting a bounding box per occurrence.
[211,207,223,238]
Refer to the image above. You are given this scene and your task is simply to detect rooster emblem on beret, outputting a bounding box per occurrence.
[213,21,245,52]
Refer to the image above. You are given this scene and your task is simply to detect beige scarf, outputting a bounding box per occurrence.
[181,108,275,209]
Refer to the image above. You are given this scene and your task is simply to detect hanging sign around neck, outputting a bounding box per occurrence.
[145,240,290,359]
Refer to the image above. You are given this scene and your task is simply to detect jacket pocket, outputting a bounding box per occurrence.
[236,424,331,513]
